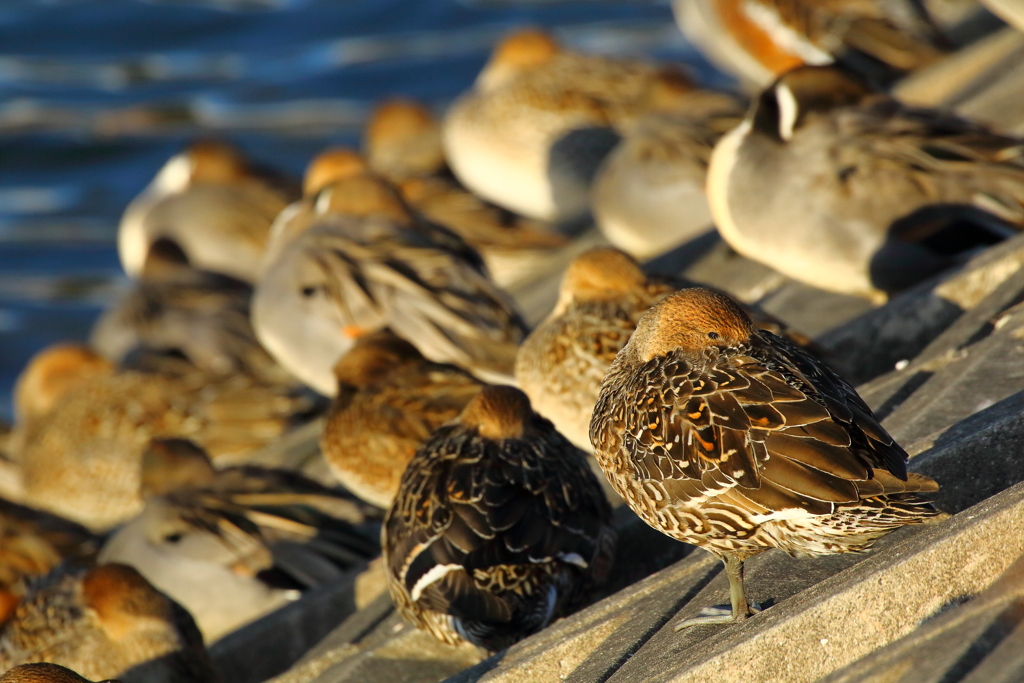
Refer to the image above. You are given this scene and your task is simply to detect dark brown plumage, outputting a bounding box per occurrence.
[0,500,99,625]
[590,287,944,625]
[384,386,617,651]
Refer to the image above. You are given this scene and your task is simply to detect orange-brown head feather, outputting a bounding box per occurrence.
[14,344,114,425]
[332,330,426,390]
[186,140,250,184]
[457,385,533,441]
[560,248,647,303]
[629,287,755,362]
[81,564,174,641]
[140,438,217,499]
[303,148,369,196]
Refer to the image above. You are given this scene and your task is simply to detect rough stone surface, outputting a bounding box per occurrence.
[882,301,1024,447]
[858,250,1024,422]
[821,232,1024,386]
[981,0,1024,34]
[264,500,691,683]
[448,553,720,683]
[819,551,1024,683]
[266,592,396,683]
[893,19,1024,133]
[894,26,1024,107]
[601,480,1024,683]
[210,568,363,683]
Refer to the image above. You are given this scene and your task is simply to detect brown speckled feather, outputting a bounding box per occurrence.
[384,387,615,651]
[590,288,942,561]
[13,363,315,531]
[516,248,813,450]
[0,565,215,683]
[322,350,483,509]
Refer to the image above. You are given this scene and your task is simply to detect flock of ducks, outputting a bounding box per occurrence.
[6,0,1024,680]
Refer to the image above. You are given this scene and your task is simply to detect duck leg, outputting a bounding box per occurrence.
[674,553,759,630]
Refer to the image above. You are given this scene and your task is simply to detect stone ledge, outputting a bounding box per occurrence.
[210,567,363,683]
[602,480,1024,683]
[819,550,1024,683]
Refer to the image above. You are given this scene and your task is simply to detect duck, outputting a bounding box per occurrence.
[443,28,701,225]
[10,344,316,530]
[253,171,527,395]
[706,64,1024,300]
[589,287,946,626]
[516,247,811,451]
[365,100,569,288]
[363,99,447,182]
[0,564,215,682]
[672,0,947,88]
[10,345,113,431]
[119,140,297,284]
[384,385,617,651]
[0,663,118,683]
[98,438,378,642]
[261,148,371,268]
[0,500,99,625]
[591,93,745,259]
[320,330,483,508]
[91,240,292,386]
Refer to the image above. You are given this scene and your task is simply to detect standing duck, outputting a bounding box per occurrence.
[590,288,945,626]
[516,248,809,451]
[384,386,616,650]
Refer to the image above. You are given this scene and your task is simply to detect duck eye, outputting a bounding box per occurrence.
[707,332,720,340]
[164,533,184,544]
[300,286,317,298]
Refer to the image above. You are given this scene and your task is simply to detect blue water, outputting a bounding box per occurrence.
[0,0,726,421]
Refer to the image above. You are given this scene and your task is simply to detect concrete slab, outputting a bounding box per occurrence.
[882,300,1024,447]
[266,592,396,683]
[818,551,1024,683]
[825,232,1024,387]
[448,553,720,683]
[857,249,1024,422]
[602,480,1024,683]
[265,501,692,683]
[894,26,1024,107]
[979,0,1024,38]
[895,23,1024,134]
[210,567,363,683]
